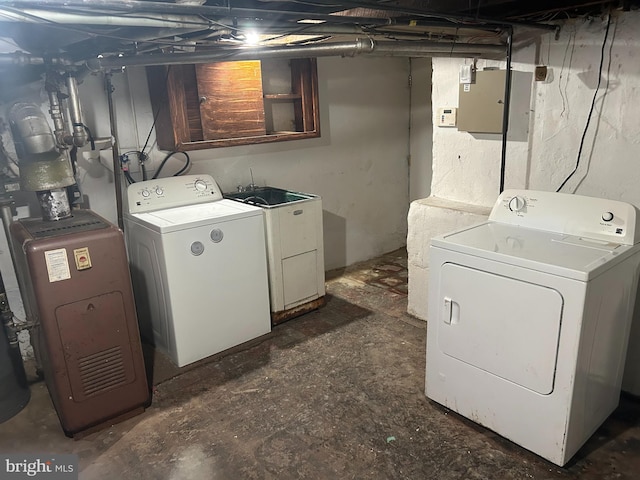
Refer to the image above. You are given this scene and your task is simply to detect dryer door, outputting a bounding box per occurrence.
[437,263,563,394]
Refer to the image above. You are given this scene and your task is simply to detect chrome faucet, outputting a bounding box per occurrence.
[237,169,258,192]
[246,168,257,191]
[236,183,257,192]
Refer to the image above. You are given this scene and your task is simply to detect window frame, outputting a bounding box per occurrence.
[146,58,320,151]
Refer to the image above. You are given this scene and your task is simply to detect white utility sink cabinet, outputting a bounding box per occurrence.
[264,195,325,323]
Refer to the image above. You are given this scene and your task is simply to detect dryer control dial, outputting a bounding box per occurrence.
[602,211,614,222]
[194,179,208,191]
[141,189,151,198]
[508,195,527,212]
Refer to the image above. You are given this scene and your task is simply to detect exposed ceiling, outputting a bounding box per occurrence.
[0,0,635,70]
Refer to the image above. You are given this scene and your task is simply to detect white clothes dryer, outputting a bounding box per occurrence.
[124,175,270,367]
[426,189,640,466]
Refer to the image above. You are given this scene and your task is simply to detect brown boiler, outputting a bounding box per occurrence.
[10,209,149,436]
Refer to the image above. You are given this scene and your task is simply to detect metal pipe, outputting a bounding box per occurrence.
[0,200,40,387]
[0,51,73,67]
[45,75,74,147]
[370,41,506,58]
[0,263,29,403]
[104,72,124,230]
[85,39,505,70]
[499,27,513,194]
[46,86,69,146]
[305,0,559,31]
[0,0,393,25]
[65,74,88,147]
[0,39,506,72]
[119,26,212,43]
[0,277,18,346]
[0,0,557,31]
[0,7,507,38]
[0,201,34,329]
[87,39,375,69]
[0,51,45,66]
[4,8,212,28]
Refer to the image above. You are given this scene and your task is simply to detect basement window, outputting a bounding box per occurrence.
[146,58,320,151]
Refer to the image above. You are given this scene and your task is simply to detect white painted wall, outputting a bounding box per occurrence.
[1,56,413,357]
[407,197,490,319]
[409,58,433,201]
[431,11,640,207]
[409,11,640,320]
[4,56,412,272]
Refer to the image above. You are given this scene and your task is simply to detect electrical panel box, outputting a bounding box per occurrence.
[436,108,457,127]
[458,69,506,134]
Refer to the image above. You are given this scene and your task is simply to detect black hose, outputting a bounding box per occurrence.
[152,151,190,179]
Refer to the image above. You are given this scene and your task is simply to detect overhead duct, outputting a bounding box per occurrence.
[8,103,75,221]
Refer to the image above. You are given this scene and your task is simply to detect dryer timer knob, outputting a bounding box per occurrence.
[602,211,614,222]
[508,196,526,212]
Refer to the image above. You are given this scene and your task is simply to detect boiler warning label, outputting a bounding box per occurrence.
[44,248,71,282]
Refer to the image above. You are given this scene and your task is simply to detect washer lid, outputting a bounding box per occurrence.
[432,222,639,281]
[126,199,262,233]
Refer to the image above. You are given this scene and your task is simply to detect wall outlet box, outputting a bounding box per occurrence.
[535,65,548,81]
[437,107,458,127]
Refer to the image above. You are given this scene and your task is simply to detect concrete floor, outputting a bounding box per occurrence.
[1,248,640,479]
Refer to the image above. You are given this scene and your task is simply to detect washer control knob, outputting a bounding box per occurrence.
[602,211,614,222]
[194,179,207,191]
[508,195,526,212]
[141,189,150,198]
[155,187,164,196]
[190,241,204,256]
[210,228,224,243]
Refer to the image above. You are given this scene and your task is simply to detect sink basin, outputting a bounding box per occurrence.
[224,187,315,208]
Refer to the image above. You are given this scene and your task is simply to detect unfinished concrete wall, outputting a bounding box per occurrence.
[408,12,640,319]
[409,58,433,202]
[78,56,411,271]
[431,12,640,206]
[0,55,414,358]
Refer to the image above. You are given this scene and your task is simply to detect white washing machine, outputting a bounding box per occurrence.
[426,189,640,466]
[124,175,271,367]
